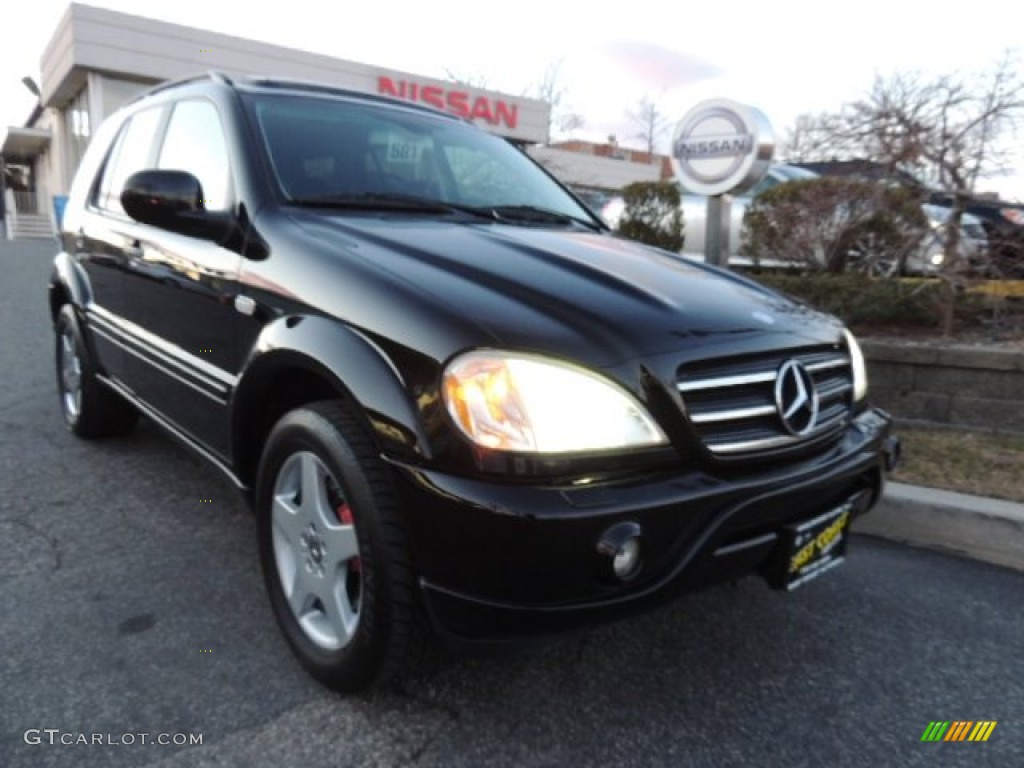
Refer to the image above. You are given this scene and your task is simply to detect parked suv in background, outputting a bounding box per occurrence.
[49,73,899,692]
[928,192,1024,278]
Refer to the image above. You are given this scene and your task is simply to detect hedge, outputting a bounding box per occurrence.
[743,271,1020,333]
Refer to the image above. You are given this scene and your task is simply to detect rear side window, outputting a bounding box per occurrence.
[157,100,231,211]
[95,107,163,214]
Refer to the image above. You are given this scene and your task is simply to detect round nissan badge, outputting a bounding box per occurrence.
[672,99,775,196]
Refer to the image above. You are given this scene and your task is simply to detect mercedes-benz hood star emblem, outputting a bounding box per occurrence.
[775,360,819,436]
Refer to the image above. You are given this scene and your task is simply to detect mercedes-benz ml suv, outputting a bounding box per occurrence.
[49,72,899,692]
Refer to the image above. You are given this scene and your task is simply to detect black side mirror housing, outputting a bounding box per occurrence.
[121,170,233,241]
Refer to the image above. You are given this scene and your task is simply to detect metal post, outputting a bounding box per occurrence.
[705,195,732,268]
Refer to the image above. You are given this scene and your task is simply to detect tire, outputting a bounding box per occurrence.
[55,304,138,438]
[255,401,420,692]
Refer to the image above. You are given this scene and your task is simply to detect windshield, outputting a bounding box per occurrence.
[244,91,597,225]
[773,165,819,182]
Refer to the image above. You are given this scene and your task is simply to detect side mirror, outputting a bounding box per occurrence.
[121,170,232,241]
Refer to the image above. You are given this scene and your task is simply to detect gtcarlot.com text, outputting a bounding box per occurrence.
[23,729,203,746]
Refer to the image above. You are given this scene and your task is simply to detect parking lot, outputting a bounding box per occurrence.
[2,238,1022,767]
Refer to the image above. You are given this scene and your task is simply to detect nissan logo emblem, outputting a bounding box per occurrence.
[774,360,819,436]
[671,99,775,197]
[674,107,752,186]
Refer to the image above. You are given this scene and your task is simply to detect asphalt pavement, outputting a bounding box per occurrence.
[2,237,1022,767]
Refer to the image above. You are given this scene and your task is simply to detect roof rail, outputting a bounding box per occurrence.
[241,77,460,120]
[129,71,234,104]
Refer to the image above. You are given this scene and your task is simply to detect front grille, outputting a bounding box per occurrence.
[677,344,853,458]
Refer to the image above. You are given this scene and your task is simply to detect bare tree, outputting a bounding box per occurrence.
[782,53,1024,334]
[781,112,850,163]
[445,61,584,142]
[626,96,667,156]
[443,69,491,89]
[529,60,585,141]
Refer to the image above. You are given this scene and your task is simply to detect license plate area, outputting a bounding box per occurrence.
[767,501,853,590]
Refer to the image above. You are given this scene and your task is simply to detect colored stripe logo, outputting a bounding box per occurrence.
[921,721,997,742]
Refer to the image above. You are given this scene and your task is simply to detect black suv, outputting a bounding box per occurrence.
[928,192,1024,278]
[50,73,898,692]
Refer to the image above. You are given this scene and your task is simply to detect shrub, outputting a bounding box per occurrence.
[744,272,1018,334]
[617,181,684,251]
[742,177,927,274]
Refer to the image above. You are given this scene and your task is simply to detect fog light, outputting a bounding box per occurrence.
[613,537,641,579]
[597,522,643,582]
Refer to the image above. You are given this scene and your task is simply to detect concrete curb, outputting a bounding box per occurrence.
[853,481,1024,572]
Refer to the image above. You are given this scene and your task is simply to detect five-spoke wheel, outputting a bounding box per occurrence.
[54,305,137,438]
[271,451,363,650]
[256,401,418,692]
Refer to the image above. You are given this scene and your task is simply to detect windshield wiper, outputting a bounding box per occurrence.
[288,193,496,220]
[288,195,602,231]
[488,205,602,231]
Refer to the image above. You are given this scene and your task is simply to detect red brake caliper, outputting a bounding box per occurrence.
[337,504,362,572]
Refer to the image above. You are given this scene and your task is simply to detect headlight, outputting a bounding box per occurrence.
[442,351,668,453]
[844,329,868,402]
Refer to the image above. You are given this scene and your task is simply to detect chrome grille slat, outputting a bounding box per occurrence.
[690,404,777,424]
[677,370,776,392]
[677,345,854,459]
[705,414,848,455]
[806,358,849,372]
[818,380,853,401]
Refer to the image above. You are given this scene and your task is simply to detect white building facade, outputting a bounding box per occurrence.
[2,3,549,238]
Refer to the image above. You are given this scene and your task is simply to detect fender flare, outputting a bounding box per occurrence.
[48,252,93,318]
[230,314,433,471]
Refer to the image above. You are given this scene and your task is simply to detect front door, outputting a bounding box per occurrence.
[117,99,242,458]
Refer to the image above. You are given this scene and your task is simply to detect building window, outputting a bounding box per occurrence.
[66,88,92,181]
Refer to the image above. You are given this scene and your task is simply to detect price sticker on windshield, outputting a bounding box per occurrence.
[386,140,420,164]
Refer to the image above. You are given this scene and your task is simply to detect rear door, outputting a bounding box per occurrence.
[77,106,167,384]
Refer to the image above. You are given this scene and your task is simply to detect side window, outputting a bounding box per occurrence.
[95,107,163,214]
[158,100,231,211]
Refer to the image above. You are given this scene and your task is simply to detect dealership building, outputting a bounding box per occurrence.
[2,3,669,239]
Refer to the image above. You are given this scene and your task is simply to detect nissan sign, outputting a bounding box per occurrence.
[672,99,774,196]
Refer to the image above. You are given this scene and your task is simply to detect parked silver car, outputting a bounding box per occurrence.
[600,165,988,274]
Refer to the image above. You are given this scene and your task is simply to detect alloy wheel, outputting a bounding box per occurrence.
[58,327,83,420]
[271,451,362,650]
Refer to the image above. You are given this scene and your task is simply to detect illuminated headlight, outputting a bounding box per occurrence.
[844,329,868,402]
[442,351,668,453]
[930,252,945,266]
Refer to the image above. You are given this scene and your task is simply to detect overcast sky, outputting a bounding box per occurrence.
[3,0,1022,199]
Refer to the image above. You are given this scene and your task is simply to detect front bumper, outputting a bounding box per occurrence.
[391,407,897,642]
